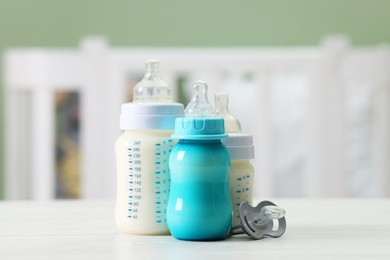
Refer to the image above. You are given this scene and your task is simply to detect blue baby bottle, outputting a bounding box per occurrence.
[167,80,232,241]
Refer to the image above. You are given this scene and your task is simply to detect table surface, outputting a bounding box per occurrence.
[1,199,390,260]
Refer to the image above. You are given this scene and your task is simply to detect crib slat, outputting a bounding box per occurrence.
[371,51,390,197]
[31,89,55,200]
[321,37,349,197]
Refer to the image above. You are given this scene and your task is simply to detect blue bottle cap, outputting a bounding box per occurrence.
[172,117,228,140]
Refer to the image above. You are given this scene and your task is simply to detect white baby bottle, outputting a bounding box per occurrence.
[115,60,184,235]
[216,92,255,227]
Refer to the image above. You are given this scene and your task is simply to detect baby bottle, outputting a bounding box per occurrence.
[216,92,255,227]
[167,81,232,241]
[115,60,184,235]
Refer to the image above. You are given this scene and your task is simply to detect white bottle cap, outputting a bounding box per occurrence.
[222,133,254,160]
[120,103,184,130]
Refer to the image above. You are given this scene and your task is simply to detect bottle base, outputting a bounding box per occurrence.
[171,235,227,241]
[117,229,171,236]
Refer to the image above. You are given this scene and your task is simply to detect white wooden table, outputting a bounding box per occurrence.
[1,199,390,259]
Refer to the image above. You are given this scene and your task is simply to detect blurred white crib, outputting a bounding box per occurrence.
[3,36,390,200]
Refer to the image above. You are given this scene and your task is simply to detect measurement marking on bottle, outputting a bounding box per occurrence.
[127,140,143,220]
[154,141,172,225]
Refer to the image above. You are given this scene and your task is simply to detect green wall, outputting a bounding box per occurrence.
[1,0,389,198]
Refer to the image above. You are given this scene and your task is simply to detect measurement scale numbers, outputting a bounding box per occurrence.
[154,139,172,224]
[234,174,251,221]
[128,140,142,220]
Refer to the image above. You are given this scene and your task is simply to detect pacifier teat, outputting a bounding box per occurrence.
[184,80,215,118]
[215,91,241,133]
[230,201,287,240]
[133,59,172,103]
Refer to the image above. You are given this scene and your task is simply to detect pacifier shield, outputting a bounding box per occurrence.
[239,201,287,240]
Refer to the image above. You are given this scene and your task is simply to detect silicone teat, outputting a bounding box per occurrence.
[215,92,241,133]
[184,80,215,118]
[133,59,172,103]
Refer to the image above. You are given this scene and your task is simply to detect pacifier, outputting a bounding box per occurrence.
[230,201,287,240]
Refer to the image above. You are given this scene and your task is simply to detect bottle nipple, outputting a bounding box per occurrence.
[133,59,172,103]
[215,91,241,133]
[184,80,215,118]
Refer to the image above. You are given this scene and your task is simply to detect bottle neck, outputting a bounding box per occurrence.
[179,139,222,144]
[231,159,251,164]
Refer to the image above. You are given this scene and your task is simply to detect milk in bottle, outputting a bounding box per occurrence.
[216,92,255,227]
[115,60,184,235]
[167,81,232,241]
